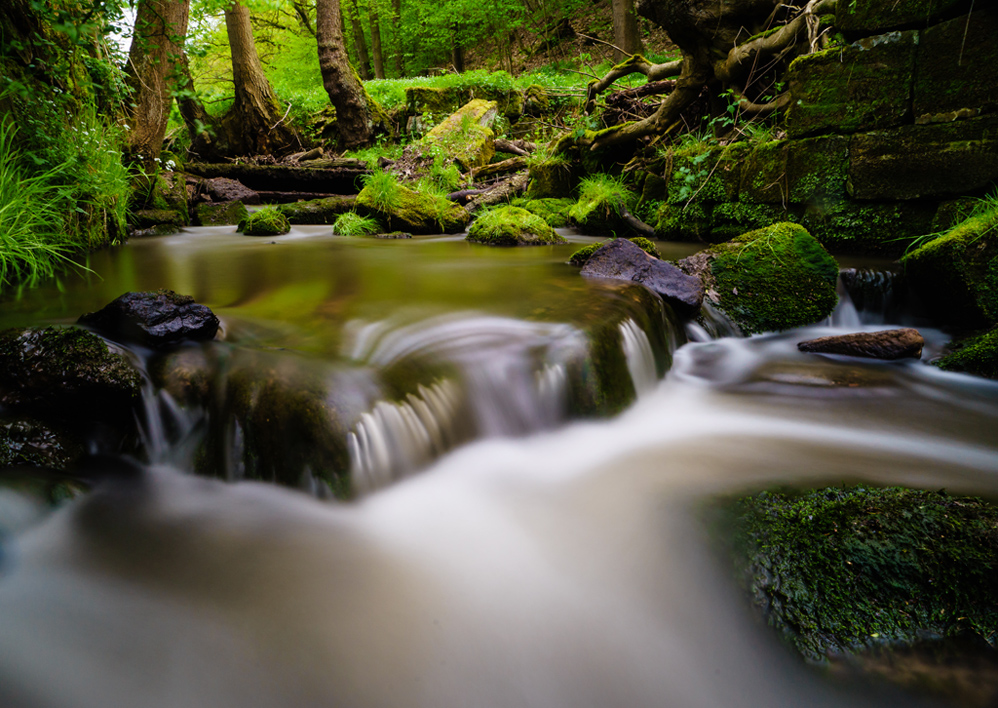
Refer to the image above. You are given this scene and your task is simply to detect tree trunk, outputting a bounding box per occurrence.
[221,2,301,156]
[316,0,375,149]
[176,53,227,161]
[369,3,385,79]
[611,0,643,62]
[451,24,465,73]
[347,0,372,80]
[391,0,404,77]
[125,0,190,172]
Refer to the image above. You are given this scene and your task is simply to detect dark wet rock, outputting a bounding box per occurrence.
[798,328,925,360]
[581,238,704,319]
[196,200,249,226]
[78,290,220,350]
[0,327,142,430]
[203,177,260,205]
[277,195,356,224]
[678,223,839,334]
[0,418,84,471]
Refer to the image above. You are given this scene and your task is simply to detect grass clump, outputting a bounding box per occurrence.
[466,206,566,247]
[717,485,998,662]
[569,174,634,234]
[332,212,382,237]
[238,207,291,236]
[360,170,403,212]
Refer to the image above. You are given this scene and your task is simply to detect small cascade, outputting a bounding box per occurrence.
[136,386,201,466]
[685,300,743,342]
[839,268,907,325]
[619,319,657,397]
[348,380,463,494]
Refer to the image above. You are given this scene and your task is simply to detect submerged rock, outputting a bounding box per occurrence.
[0,327,142,434]
[78,290,220,349]
[798,328,924,360]
[581,238,704,319]
[678,222,839,333]
[466,206,566,246]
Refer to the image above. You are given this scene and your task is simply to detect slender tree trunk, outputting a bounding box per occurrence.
[221,2,301,155]
[316,0,374,149]
[611,0,643,62]
[369,3,385,79]
[346,0,372,80]
[451,24,465,73]
[391,0,404,77]
[125,0,190,172]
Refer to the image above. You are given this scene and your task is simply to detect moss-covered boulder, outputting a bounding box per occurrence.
[0,327,142,435]
[936,327,998,379]
[569,237,661,267]
[238,207,291,236]
[569,175,639,236]
[466,206,566,246]
[901,203,998,327]
[356,181,470,234]
[517,197,574,227]
[133,209,185,230]
[526,155,577,198]
[277,195,357,225]
[786,32,917,139]
[522,84,550,116]
[196,200,249,227]
[419,99,498,171]
[719,485,998,662]
[678,223,839,333]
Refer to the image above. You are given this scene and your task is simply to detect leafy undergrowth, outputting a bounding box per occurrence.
[714,485,998,663]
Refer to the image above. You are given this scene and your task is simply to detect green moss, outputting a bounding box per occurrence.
[569,174,636,236]
[522,84,550,115]
[466,206,565,246]
[936,327,998,379]
[420,99,497,171]
[526,155,576,198]
[356,178,469,234]
[901,200,998,327]
[277,195,356,225]
[655,202,713,242]
[238,207,291,236]
[705,222,839,333]
[626,237,661,258]
[518,198,574,227]
[718,485,998,661]
[196,200,249,227]
[666,142,747,205]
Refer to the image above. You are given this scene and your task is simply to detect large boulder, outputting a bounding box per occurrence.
[678,223,839,333]
[901,203,998,327]
[356,181,470,234]
[466,206,566,246]
[203,177,260,205]
[0,327,142,435]
[78,290,220,349]
[196,200,249,226]
[581,238,704,319]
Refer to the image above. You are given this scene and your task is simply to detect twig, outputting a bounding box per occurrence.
[270,102,293,131]
[576,32,630,58]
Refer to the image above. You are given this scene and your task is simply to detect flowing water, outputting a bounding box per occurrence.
[0,226,996,708]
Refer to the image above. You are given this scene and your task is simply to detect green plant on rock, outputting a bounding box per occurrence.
[466,206,566,247]
[360,170,403,212]
[332,212,382,237]
[569,174,632,226]
[238,208,291,236]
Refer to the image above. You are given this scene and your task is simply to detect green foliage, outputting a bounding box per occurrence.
[936,327,998,380]
[569,174,633,225]
[361,170,403,212]
[332,211,382,236]
[238,207,290,236]
[720,485,998,661]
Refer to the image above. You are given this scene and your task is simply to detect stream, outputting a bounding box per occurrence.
[0,225,996,708]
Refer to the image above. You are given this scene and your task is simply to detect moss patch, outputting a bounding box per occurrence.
[569,174,636,236]
[717,485,998,662]
[466,206,565,246]
[356,179,470,234]
[277,195,357,225]
[517,197,574,227]
[197,200,249,227]
[238,207,291,236]
[936,327,998,379]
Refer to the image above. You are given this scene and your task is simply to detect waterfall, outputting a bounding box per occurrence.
[619,319,657,397]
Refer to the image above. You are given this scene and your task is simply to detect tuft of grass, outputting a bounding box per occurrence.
[902,190,998,257]
[569,174,632,224]
[361,170,403,212]
[0,120,80,288]
[332,212,382,236]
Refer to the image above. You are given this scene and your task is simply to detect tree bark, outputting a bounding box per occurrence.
[346,0,373,80]
[316,0,375,149]
[391,0,404,77]
[611,0,643,62]
[221,2,301,156]
[125,0,190,172]
[369,3,385,79]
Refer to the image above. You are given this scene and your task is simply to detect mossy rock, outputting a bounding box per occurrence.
[133,208,185,229]
[238,208,291,236]
[848,115,998,200]
[679,222,839,334]
[0,417,84,471]
[785,32,916,139]
[517,198,574,227]
[526,157,577,198]
[569,237,661,266]
[356,183,470,234]
[836,0,967,33]
[466,206,566,246]
[152,171,190,223]
[523,84,550,115]
[901,204,998,327]
[569,176,638,237]
[936,327,998,379]
[666,142,748,205]
[718,485,998,662]
[801,200,938,256]
[913,11,998,120]
[277,195,357,225]
[419,99,498,171]
[405,81,521,120]
[196,200,249,227]
[654,202,715,242]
